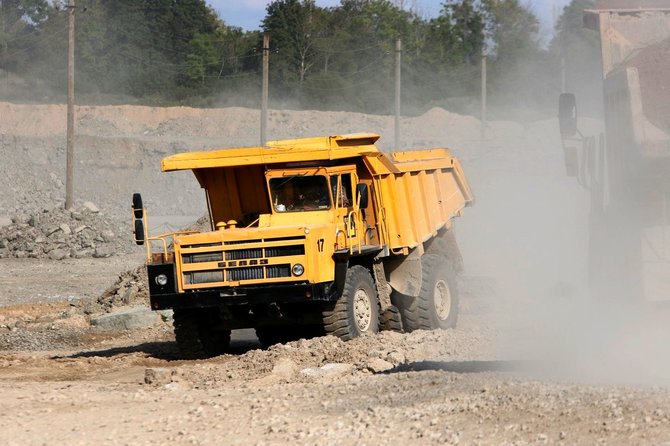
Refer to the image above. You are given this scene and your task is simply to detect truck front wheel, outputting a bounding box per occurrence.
[322,265,379,340]
[173,308,231,359]
[398,254,459,331]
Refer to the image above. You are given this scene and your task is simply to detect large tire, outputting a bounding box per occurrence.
[173,309,231,359]
[398,254,459,332]
[379,305,403,332]
[322,265,379,340]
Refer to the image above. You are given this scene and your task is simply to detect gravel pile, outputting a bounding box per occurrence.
[97,265,149,311]
[175,323,495,385]
[0,203,135,260]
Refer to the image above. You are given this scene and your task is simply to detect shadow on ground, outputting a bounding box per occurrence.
[56,336,262,361]
[387,359,533,374]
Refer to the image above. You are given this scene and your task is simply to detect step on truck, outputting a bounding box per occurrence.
[132,133,473,358]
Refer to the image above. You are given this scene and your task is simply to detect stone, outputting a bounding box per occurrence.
[271,358,298,380]
[48,249,68,261]
[0,216,12,228]
[301,363,355,379]
[93,245,115,258]
[158,310,174,322]
[82,201,100,213]
[59,223,71,235]
[144,367,174,385]
[366,358,394,373]
[90,307,160,331]
[386,351,406,365]
[11,213,29,224]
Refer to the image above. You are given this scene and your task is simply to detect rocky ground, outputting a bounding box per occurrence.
[2,102,670,444]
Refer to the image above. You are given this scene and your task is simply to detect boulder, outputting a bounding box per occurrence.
[90,307,160,331]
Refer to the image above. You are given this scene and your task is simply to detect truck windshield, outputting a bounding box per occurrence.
[270,175,332,212]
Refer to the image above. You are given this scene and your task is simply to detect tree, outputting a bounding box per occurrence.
[263,0,324,85]
[0,0,49,71]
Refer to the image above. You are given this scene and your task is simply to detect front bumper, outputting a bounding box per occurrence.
[149,283,337,310]
[147,263,337,310]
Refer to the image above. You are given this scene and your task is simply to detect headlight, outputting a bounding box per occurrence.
[292,263,305,276]
[155,274,168,286]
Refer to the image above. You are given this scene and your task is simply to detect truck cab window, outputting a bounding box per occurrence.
[270,175,331,212]
[330,174,352,208]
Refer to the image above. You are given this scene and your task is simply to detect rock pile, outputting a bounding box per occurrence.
[97,265,149,310]
[0,203,137,259]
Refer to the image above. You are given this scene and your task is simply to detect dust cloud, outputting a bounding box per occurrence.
[468,110,670,387]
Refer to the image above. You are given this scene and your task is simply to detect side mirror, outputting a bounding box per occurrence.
[132,192,145,245]
[356,183,369,209]
[558,93,577,138]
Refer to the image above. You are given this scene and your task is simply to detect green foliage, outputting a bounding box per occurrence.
[0,0,580,118]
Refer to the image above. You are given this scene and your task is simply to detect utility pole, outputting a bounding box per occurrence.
[261,33,269,147]
[394,38,401,151]
[561,56,566,93]
[65,0,76,209]
[480,50,487,139]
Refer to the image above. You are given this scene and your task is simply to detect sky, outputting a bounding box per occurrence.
[208,0,572,40]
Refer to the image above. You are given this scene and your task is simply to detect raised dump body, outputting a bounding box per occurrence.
[133,133,473,357]
[561,1,670,301]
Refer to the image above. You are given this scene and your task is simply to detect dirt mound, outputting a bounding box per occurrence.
[97,265,149,311]
[0,203,137,259]
[172,323,494,385]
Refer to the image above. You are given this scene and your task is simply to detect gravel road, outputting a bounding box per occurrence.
[2,103,669,444]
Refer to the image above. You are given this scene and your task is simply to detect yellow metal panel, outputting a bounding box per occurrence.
[161,134,381,172]
[373,159,473,252]
[198,166,270,224]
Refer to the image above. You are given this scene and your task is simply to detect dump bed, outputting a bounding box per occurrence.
[160,133,473,255]
[586,2,670,157]
[363,148,473,252]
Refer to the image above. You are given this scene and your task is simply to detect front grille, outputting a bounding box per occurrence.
[184,270,224,285]
[180,235,305,287]
[266,245,305,257]
[182,252,223,264]
[266,265,291,278]
[226,248,262,260]
[224,239,261,245]
[228,267,264,281]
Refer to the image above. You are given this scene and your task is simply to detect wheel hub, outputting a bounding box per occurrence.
[433,279,452,321]
[353,288,372,331]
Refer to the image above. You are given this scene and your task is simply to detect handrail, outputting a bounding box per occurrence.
[144,230,200,263]
[346,210,363,255]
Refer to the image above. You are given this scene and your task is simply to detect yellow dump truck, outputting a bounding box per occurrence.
[133,133,473,358]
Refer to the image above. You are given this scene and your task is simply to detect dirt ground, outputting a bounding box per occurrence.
[2,102,670,445]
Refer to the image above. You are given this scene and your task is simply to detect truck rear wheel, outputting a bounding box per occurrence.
[322,265,379,340]
[173,308,231,359]
[379,305,403,332]
[398,254,459,331]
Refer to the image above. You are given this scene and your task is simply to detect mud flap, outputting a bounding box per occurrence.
[385,247,423,297]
